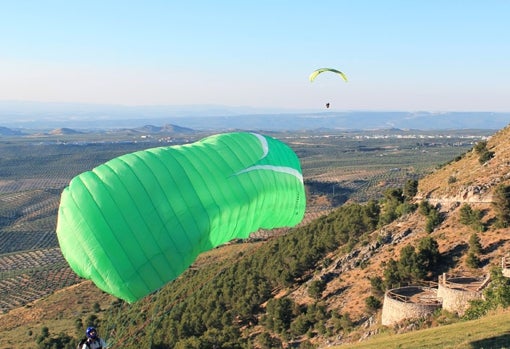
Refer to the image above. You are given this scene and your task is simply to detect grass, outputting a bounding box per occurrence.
[0,281,116,349]
[336,310,510,349]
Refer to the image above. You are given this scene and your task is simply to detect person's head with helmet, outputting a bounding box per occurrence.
[83,326,107,348]
[86,326,98,339]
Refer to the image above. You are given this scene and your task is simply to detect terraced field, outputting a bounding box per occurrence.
[0,129,489,314]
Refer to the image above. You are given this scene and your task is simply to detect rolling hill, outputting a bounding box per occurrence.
[1,125,510,348]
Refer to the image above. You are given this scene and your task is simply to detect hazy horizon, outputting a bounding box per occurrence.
[2,2,510,112]
[1,101,508,131]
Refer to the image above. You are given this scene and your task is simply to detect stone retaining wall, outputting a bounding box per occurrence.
[381,257,504,326]
[437,275,485,316]
[381,286,441,326]
[382,272,495,326]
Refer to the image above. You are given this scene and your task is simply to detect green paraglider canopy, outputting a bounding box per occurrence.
[309,68,348,82]
[56,132,306,303]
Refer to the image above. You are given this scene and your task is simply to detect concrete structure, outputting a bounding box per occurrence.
[436,274,488,316]
[381,272,495,326]
[381,286,441,326]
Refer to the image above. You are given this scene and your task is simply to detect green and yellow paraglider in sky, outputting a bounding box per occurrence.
[309,68,348,83]
[309,68,348,108]
[56,132,306,303]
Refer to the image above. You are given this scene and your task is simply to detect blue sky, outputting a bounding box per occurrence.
[1,1,510,112]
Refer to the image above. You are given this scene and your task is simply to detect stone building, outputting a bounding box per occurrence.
[382,271,494,326]
[436,274,489,316]
[381,286,441,326]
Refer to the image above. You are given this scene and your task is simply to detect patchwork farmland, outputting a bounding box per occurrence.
[0,128,488,314]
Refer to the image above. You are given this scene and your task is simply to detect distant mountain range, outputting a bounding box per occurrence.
[0,101,509,131]
[0,124,195,136]
[0,126,24,136]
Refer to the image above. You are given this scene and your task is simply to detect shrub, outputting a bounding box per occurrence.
[417,236,441,273]
[469,233,482,255]
[93,302,101,312]
[493,184,510,228]
[448,176,457,184]
[419,200,443,233]
[466,251,480,268]
[383,237,441,286]
[474,141,488,154]
[419,200,433,216]
[331,312,353,333]
[425,209,442,233]
[264,297,296,333]
[383,258,401,289]
[478,150,495,164]
[403,179,418,199]
[473,141,495,164]
[255,332,282,349]
[459,204,485,232]
[370,276,385,296]
[308,280,326,300]
[365,296,382,312]
[290,314,312,336]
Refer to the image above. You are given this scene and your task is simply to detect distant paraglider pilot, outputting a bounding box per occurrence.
[309,67,348,111]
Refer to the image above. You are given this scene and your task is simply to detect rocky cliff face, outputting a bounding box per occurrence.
[417,124,510,204]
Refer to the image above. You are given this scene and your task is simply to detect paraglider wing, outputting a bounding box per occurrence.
[309,68,348,82]
[56,132,306,302]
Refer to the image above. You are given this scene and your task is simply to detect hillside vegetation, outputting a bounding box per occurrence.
[3,127,510,348]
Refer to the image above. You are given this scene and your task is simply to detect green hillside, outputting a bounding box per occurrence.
[3,128,510,349]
